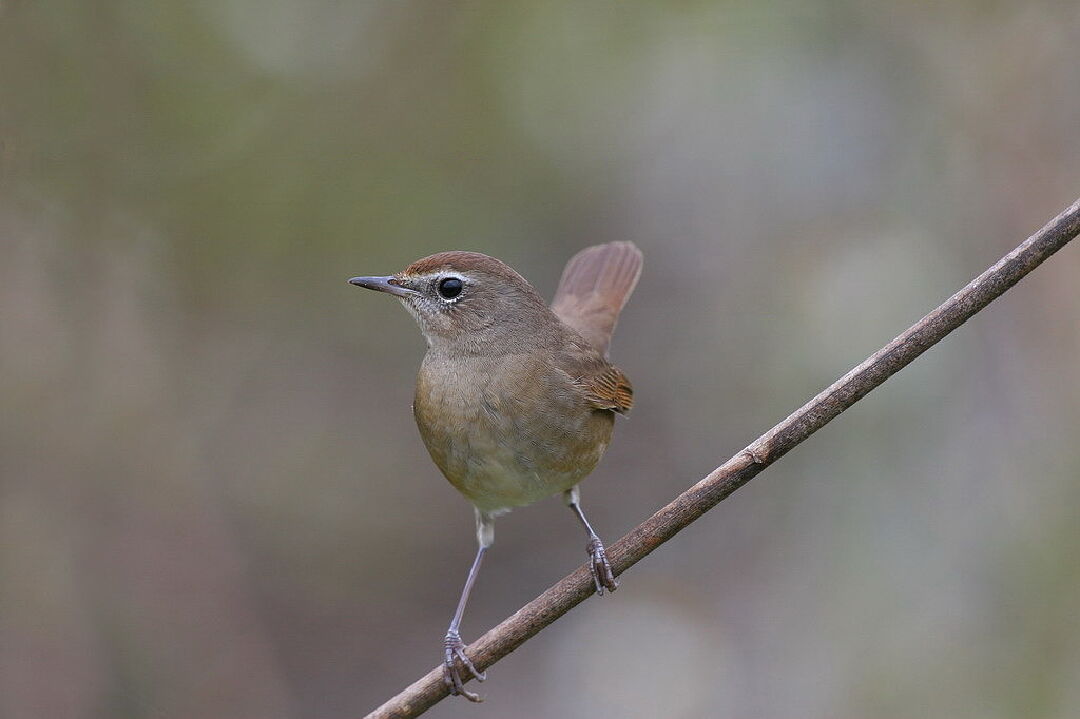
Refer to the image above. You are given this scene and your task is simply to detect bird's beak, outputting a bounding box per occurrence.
[347,275,418,298]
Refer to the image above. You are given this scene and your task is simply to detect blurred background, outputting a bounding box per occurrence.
[2,1,1079,718]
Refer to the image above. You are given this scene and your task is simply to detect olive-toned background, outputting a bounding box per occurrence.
[2,2,1079,718]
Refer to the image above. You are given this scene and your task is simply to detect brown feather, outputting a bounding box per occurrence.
[402,251,533,287]
[550,241,643,356]
[576,365,634,414]
[362,245,639,512]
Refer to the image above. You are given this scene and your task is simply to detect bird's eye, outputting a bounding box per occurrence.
[437,276,464,300]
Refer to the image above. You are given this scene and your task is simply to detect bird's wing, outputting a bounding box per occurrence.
[550,241,643,357]
[575,364,634,415]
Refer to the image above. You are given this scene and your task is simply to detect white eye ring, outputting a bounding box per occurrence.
[436,275,465,302]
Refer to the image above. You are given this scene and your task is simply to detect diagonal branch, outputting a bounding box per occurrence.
[367,197,1080,719]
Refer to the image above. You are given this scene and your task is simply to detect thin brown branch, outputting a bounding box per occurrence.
[367,197,1080,719]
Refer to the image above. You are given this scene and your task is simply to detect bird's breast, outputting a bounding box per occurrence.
[413,353,614,513]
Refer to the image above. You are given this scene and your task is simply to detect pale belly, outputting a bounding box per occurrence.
[413,354,615,513]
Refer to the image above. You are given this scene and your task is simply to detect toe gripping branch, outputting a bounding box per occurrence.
[587,536,619,595]
[443,629,485,702]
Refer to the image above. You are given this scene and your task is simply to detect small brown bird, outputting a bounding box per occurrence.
[349,242,642,700]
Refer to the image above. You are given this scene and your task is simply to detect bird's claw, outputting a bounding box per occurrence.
[443,631,485,702]
[587,536,618,595]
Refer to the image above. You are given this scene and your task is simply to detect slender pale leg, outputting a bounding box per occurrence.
[442,509,494,702]
[563,486,618,594]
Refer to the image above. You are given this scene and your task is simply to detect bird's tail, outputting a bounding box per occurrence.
[550,241,643,356]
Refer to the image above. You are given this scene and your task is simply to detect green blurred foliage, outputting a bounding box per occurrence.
[2,1,1079,717]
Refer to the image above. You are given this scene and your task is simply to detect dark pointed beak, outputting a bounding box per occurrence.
[347,275,418,298]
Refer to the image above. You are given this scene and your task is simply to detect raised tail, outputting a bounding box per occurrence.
[550,241,643,356]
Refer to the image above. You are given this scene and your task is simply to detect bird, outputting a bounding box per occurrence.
[348,241,642,700]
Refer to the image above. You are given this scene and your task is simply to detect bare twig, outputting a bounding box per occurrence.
[367,197,1080,719]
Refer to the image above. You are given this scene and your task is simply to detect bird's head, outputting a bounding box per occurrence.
[349,251,554,353]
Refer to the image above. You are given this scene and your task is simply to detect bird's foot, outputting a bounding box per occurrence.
[443,630,485,702]
[586,536,618,595]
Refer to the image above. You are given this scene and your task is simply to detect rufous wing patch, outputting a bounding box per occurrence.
[578,365,634,414]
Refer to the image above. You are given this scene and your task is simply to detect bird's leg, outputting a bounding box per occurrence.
[564,487,618,595]
[443,546,485,701]
[442,510,493,702]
